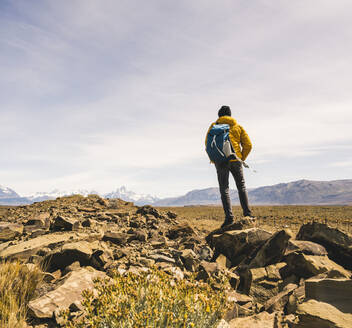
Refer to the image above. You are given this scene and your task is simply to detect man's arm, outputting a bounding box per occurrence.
[240,126,252,161]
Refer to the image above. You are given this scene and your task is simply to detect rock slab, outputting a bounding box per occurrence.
[28,267,107,319]
[305,278,352,313]
[296,299,352,328]
[285,253,351,279]
[248,229,292,268]
[0,232,80,260]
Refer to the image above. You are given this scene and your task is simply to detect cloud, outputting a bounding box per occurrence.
[329,160,352,168]
[1,0,352,196]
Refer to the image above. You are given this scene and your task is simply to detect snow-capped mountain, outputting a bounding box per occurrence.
[25,186,159,205]
[104,186,160,205]
[0,184,19,199]
[26,189,99,202]
[1,184,159,206]
[0,184,29,205]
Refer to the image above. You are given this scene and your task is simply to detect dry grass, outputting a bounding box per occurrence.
[159,205,352,235]
[0,261,42,328]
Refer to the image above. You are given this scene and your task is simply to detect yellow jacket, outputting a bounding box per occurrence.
[205,116,252,161]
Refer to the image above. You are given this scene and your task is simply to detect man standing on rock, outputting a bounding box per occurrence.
[205,105,254,228]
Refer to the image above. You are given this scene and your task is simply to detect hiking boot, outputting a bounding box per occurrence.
[221,219,234,229]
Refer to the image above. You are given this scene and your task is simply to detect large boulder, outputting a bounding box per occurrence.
[305,278,352,313]
[209,228,272,266]
[248,229,292,268]
[180,249,198,272]
[167,222,195,240]
[295,299,352,328]
[296,222,352,270]
[103,231,129,245]
[285,253,351,279]
[25,212,51,228]
[43,241,93,271]
[196,261,220,281]
[136,205,161,218]
[28,267,107,320]
[147,253,175,264]
[127,229,148,242]
[0,222,23,241]
[50,215,80,231]
[90,247,113,270]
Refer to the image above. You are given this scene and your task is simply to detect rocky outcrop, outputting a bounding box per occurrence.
[204,220,352,327]
[0,195,351,328]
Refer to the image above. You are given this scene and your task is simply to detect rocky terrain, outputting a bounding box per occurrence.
[0,194,351,327]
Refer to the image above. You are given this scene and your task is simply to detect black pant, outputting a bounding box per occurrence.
[215,161,252,220]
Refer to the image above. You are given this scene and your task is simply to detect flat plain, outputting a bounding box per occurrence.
[158,205,352,235]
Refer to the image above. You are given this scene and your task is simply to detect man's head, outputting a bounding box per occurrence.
[218,105,231,117]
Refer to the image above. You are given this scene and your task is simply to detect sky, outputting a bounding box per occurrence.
[1,0,352,198]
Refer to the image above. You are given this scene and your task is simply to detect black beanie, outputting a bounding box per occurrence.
[218,105,231,117]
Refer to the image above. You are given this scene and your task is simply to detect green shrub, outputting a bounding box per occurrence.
[63,268,230,328]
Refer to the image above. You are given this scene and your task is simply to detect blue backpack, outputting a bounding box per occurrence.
[206,124,236,163]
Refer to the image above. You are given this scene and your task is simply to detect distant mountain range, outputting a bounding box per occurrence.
[1,179,352,206]
[153,179,352,206]
[247,179,352,205]
[0,185,160,206]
